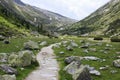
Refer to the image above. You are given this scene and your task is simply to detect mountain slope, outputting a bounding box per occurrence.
[62,0,120,37]
[0,0,76,37]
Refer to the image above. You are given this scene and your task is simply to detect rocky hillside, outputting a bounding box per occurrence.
[0,0,76,37]
[61,0,120,37]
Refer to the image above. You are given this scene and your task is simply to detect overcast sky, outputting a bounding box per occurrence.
[21,0,110,20]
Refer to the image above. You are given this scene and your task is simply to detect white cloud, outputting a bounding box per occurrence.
[21,0,110,20]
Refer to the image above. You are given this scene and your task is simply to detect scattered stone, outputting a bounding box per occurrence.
[86,65,101,76]
[59,51,64,54]
[116,52,120,54]
[83,56,100,61]
[0,35,5,41]
[24,40,39,50]
[83,49,89,53]
[116,56,120,59]
[0,53,8,63]
[39,41,47,46]
[80,40,85,43]
[70,41,78,48]
[96,42,102,46]
[0,64,17,75]
[64,56,81,64]
[113,59,120,68]
[99,65,109,70]
[110,70,118,74]
[81,44,89,48]
[89,70,101,76]
[104,47,110,51]
[103,51,108,54]
[89,48,97,52]
[106,44,112,47]
[3,40,10,44]
[66,46,73,51]
[73,65,92,80]
[2,74,16,80]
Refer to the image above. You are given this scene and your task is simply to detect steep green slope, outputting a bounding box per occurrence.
[62,0,120,37]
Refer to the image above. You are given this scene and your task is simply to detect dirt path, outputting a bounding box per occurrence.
[25,44,59,80]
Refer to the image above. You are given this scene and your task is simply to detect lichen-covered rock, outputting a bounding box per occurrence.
[8,54,22,67]
[66,46,73,51]
[73,65,91,80]
[2,75,16,80]
[8,50,35,67]
[113,59,120,68]
[0,64,17,75]
[64,61,80,75]
[24,40,39,50]
[0,53,8,63]
[39,41,47,46]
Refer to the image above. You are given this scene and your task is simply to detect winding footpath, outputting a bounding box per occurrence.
[25,44,59,80]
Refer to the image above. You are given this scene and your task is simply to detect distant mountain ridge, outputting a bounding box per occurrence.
[61,0,120,37]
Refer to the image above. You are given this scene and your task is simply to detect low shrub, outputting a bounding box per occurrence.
[94,37,103,40]
[111,37,120,42]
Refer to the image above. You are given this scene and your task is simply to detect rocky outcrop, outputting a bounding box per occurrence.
[24,40,39,50]
[0,64,17,75]
[8,50,36,67]
[1,75,16,80]
[73,65,91,80]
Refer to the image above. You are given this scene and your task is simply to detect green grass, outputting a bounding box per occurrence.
[54,37,120,80]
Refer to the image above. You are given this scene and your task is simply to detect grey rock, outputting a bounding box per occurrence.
[64,56,81,64]
[0,53,8,63]
[40,41,47,46]
[89,70,101,76]
[3,40,10,44]
[73,65,92,80]
[59,51,64,54]
[0,64,17,75]
[64,61,80,75]
[0,35,5,41]
[8,50,35,67]
[24,40,39,50]
[89,48,97,52]
[66,46,73,51]
[70,41,78,48]
[2,75,16,80]
[110,70,118,74]
[83,49,89,53]
[99,65,109,70]
[113,59,120,68]
[83,56,100,61]
[81,45,89,48]
[116,52,120,54]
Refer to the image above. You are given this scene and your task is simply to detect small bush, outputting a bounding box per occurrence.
[94,37,103,40]
[111,37,120,42]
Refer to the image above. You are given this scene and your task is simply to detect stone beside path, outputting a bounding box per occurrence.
[25,44,59,80]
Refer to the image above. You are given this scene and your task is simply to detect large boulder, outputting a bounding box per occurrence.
[73,65,91,80]
[24,40,39,50]
[113,59,120,68]
[0,53,8,63]
[2,75,16,80]
[64,61,81,75]
[8,50,35,67]
[0,64,17,75]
